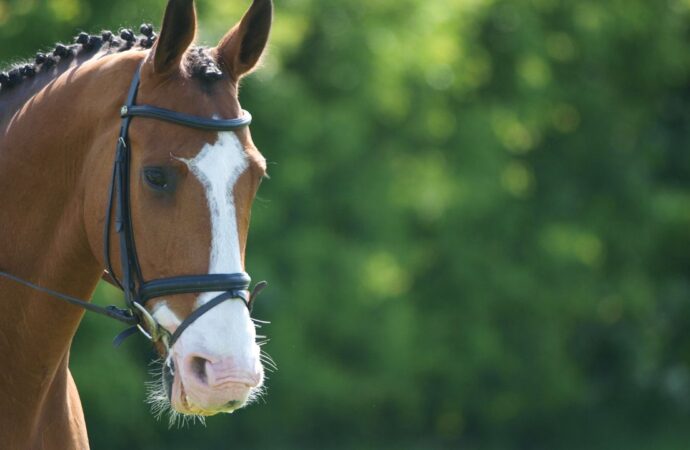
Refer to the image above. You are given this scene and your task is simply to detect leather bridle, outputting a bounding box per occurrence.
[0,60,267,354]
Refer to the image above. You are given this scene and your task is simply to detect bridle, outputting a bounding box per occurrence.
[0,60,267,354]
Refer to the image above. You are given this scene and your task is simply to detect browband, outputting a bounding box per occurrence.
[120,105,252,131]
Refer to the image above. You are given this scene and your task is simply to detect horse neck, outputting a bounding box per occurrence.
[0,53,139,440]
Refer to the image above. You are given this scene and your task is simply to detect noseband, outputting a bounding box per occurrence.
[0,60,267,352]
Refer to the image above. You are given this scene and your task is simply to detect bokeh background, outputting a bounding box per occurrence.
[2,0,690,448]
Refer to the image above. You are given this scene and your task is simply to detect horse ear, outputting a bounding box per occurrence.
[151,0,197,74]
[216,0,273,79]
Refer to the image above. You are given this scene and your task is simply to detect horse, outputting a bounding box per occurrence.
[0,0,273,447]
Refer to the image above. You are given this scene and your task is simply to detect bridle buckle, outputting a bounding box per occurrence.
[132,302,170,351]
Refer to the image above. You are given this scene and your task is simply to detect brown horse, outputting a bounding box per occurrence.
[0,0,273,447]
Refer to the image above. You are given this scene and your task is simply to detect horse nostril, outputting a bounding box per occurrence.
[183,354,259,388]
[190,356,209,385]
[225,400,240,409]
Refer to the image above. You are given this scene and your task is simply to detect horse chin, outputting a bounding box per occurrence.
[167,374,250,417]
[157,354,262,418]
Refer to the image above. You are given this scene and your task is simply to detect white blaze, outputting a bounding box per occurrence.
[154,132,259,370]
[186,131,247,276]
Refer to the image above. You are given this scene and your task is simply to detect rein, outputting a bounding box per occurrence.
[0,60,267,351]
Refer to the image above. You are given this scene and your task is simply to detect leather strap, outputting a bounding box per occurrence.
[139,273,251,303]
[169,291,248,347]
[0,270,137,325]
[121,105,252,131]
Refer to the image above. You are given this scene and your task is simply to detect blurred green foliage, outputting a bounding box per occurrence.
[3,0,690,448]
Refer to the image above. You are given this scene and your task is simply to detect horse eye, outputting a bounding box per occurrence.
[143,167,172,192]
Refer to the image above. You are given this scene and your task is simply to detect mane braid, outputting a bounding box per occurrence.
[0,24,224,97]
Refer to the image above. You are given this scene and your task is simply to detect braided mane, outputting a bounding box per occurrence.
[0,24,224,121]
[0,25,158,94]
